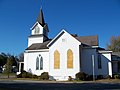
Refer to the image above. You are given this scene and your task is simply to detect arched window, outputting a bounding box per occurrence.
[34,26,39,34]
[67,49,73,68]
[54,50,60,69]
[36,55,43,70]
[36,57,39,70]
[40,57,43,70]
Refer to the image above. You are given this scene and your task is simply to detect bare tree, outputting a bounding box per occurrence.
[18,52,24,62]
[107,36,120,52]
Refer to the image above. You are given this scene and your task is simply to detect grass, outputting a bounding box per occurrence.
[62,79,120,83]
[0,73,16,75]
[96,79,120,83]
[0,73,120,83]
[0,73,16,79]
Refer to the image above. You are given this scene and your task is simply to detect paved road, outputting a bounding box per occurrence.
[0,80,120,90]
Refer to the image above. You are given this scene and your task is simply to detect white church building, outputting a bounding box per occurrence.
[21,9,112,80]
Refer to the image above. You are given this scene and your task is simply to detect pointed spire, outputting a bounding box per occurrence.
[36,8,45,26]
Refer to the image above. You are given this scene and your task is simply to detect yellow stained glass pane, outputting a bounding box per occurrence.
[54,50,60,69]
[67,49,73,68]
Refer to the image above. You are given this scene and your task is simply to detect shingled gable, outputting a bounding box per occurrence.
[26,40,51,50]
[75,35,98,46]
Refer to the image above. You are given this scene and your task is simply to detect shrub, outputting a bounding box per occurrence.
[86,75,93,81]
[26,72,32,78]
[68,76,72,81]
[75,72,86,81]
[97,75,103,80]
[32,74,38,79]
[38,76,41,80]
[40,72,49,80]
[17,70,32,78]
[106,75,112,79]
[16,71,50,80]
[21,71,32,78]
[114,75,119,79]
[22,72,27,78]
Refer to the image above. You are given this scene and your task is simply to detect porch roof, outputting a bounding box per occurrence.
[112,52,120,61]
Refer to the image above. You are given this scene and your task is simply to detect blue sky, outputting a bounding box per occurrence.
[0,0,120,55]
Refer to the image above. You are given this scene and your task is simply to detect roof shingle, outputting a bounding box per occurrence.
[26,40,51,50]
[75,35,98,46]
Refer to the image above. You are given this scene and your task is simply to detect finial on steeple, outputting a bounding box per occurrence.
[36,8,45,26]
[40,0,42,10]
[40,5,42,10]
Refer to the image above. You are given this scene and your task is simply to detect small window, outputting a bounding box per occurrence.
[62,38,65,42]
[62,38,67,43]
[98,54,102,69]
[34,26,40,34]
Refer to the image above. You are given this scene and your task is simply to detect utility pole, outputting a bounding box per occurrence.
[92,55,95,81]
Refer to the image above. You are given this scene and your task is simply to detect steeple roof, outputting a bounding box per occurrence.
[36,8,45,26]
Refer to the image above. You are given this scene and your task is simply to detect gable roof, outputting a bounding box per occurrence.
[75,35,98,46]
[26,40,51,50]
[47,30,81,47]
[47,30,98,48]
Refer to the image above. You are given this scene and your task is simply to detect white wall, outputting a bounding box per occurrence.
[28,37,44,47]
[49,31,81,80]
[24,51,49,76]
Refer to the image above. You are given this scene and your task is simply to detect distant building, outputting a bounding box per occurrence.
[18,8,113,81]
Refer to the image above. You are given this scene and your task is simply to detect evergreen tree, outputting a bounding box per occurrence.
[4,56,13,78]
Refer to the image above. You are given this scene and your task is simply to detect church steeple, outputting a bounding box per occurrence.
[28,8,49,47]
[36,8,45,27]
